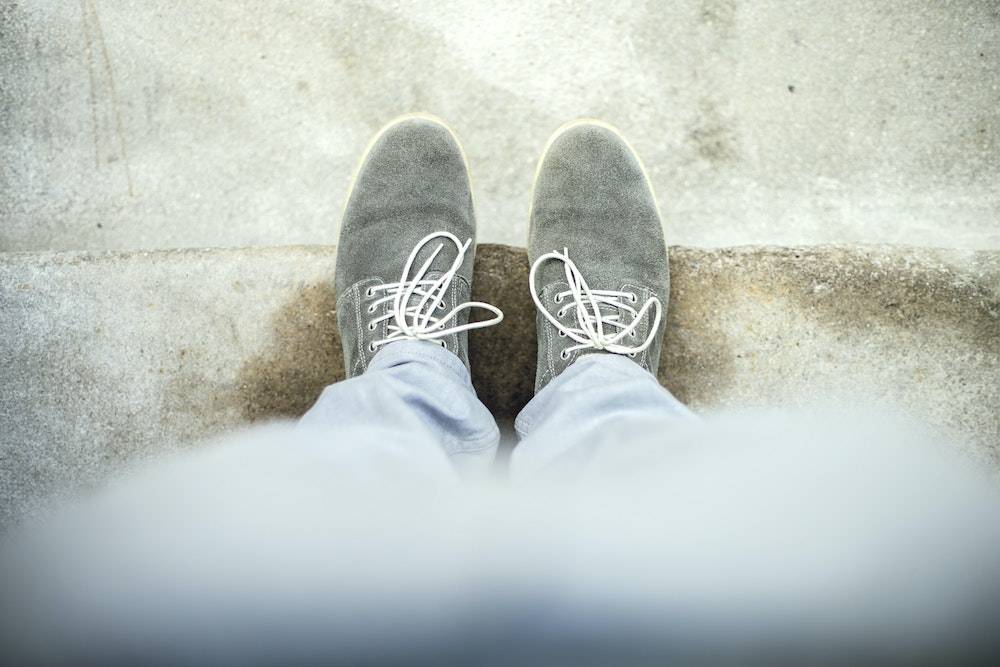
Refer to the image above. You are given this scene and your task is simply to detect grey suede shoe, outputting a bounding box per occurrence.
[336,114,502,378]
[527,120,668,392]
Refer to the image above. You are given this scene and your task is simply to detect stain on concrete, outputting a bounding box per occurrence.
[234,283,343,421]
[769,247,1000,347]
[325,1,451,130]
[687,98,739,164]
[658,248,738,406]
[222,245,540,423]
[659,245,1000,463]
[699,0,737,32]
[0,3,21,43]
[469,244,537,418]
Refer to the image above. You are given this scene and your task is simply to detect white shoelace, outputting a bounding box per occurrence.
[529,248,661,360]
[365,231,503,351]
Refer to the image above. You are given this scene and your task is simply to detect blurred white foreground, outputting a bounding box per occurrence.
[2,411,999,664]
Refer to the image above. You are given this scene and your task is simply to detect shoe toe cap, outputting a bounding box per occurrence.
[337,115,476,295]
[349,116,473,223]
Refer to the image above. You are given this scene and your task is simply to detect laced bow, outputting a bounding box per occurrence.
[365,231,503,350]
[529,248,661,359]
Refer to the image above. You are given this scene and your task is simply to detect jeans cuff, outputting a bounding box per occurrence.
[368,339,471,387]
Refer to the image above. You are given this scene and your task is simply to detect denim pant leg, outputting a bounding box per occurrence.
[510,354,696,480]
[297,340,500,477]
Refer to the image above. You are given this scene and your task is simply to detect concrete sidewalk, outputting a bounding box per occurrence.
[2,243,998,528]
[2,0,998,253]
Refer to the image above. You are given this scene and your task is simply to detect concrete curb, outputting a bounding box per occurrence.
[2,244,998,527]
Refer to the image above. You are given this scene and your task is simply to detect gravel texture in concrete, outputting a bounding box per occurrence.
[2,243,998,528]
[1,0,998,252]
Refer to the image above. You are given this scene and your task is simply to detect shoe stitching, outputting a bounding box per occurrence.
[341,276,385,376]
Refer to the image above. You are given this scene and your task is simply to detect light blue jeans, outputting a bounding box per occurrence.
[9,342,1000,663]
[299,340,695,479]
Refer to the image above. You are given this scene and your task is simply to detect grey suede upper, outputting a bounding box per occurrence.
[336,117,476,377]
[528,123,669,391]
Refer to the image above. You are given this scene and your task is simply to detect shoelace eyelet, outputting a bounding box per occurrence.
[558,330,567,337]
[367,322,376,331]
[365,287,375,298]
[367,305,376,314]
[629,293,637,303]
[367,343,376,352]
[554,294,563,304]
[559,350,570,360]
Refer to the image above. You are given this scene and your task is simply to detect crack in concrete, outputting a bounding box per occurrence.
[80,0,134,197]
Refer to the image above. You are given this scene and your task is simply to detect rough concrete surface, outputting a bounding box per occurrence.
[2,0,998,252]
[2,243,998,528]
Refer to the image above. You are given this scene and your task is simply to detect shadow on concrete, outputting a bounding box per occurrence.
[236,282,344,422]
[469,245,537,419]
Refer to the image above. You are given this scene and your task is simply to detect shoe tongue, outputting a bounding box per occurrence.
[537,258,618,296]
[408,242,458,279]
[398,269,447,316]
[580,298,626,324]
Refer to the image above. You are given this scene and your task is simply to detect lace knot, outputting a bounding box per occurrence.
[529,248,661,358]
[366,231,503,351]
